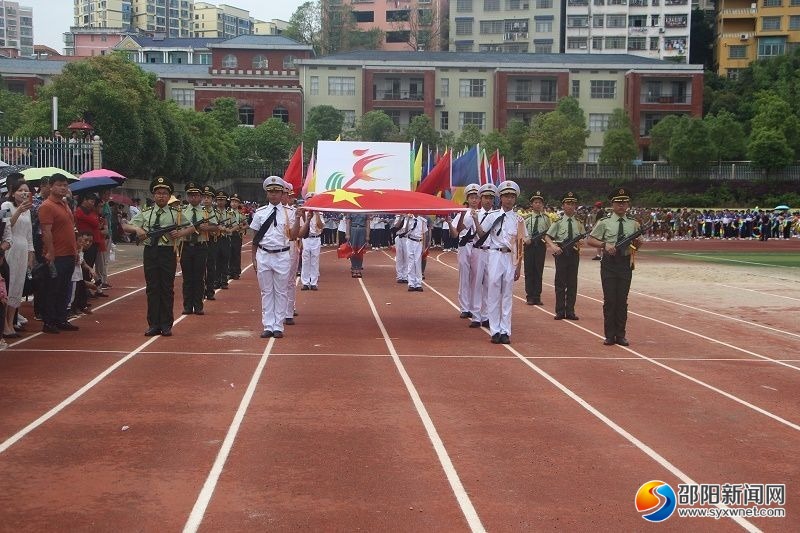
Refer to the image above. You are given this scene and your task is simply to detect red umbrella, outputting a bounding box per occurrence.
[68,121,93,131]
[303,188,466,215]
[110,193,132,206]
[80,168,127,184]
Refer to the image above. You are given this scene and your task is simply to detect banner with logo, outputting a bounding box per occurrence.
[315,141,411,193]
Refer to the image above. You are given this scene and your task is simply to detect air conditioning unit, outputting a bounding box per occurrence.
[740,33,749,40]
[435,98,444,106]
[659,27,665,33]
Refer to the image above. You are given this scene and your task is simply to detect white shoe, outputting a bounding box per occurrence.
[17,313,28,326]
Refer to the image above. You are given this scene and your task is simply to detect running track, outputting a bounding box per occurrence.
[0,241,797,531]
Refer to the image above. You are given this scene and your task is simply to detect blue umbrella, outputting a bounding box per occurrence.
[774,205,790,211]
[69,176,119,194]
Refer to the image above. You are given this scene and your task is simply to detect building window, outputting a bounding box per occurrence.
[590,80,616,99]
[283,55,296,69]
[441,111,449,130]
[480,20,504,34]
[567,37,588,49]
[455,18,473,34]
[607,15,626,28]
[455,41,474,52]
[586,147,601,162]
[762,16,781,30]
[239,105,254,125]
[252,55,268,69]
[649,37,660,50]
[651,15,660,26]
[589,113,611,132]
[353,10,374,22]
[571,79,580,98]
[484,0,501,10]
[789,15,800,30]
[456,0,473,11]
[459,78,486,97]
[628,37,646,50]
[343,110,356,128]
[593,15,604,27]
[441,78,449,97]
[459,111,485,130]
[387,30,411,43]
[533,40,552,53]
[170,88,194,108]
[535,18,553,32]
[386,110,402,127]
[763,0,781,6]
[567,15,589,28]
[328,76,356,96]
[629,15,647,27]
[592,36,604,49]
[272,107,289,123]
[729,45,748,58]
[222,54,237,68]
[758,37,785,57]
[310,76,319,95]
[605,36,626,49]
[536,0,553,7]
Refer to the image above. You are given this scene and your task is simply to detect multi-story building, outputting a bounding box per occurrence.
[193,2,252,38]
[0,1,34,58]
[564,0,692,62]
[296,50,703,160]
[73,0,133,31]
[449,0,562,53]
[75,0,194,38]
[321,0,448,52]
[253,18,288,36]
[716,0,800,78]
[63,27,132,57]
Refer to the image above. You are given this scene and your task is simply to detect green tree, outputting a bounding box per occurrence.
[354,110,397,141]
[704,110,746,162]
[206,97,240,130]
[523,111,588,175]
[0,86,32,136]
[481,129,510,159]
[504,118,529,164]
[748,129,794,170]
[648,114,683,161]
[455,124,482,152]
[250,118,297,163]
[555,96,587,130]
[404,114,438,149]
[599,110,637,170]
[306,105,344,141]
[285,1,321,55]
[607,108,631,131]
[668,117,712,169]
[750,91,800,155]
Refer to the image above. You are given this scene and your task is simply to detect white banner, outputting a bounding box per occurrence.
[315,141,411,193]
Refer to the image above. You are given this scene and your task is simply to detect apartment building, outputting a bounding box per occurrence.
[253,19,288,36]
[716,0,800,78]
[0,1,34,57]
[296,50,703,159]
[74,0,194,38]
[73,0,133,30]
[450,0,562,53]
[193,2,252,38]
[322,0,448,51]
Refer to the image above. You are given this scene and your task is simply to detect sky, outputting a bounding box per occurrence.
[25,0,308,52]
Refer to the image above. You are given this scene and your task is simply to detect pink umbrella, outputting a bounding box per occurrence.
[80,168,127,184]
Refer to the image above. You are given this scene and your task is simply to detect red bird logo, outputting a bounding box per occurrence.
[342,149,391,189]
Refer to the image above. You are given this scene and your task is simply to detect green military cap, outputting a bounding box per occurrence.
[150,176,174,194]
[529,190,544,202]
[562,191,578,204]
[611,187,631,202]
[229,193,242,202]
[202,185,216,197]
[215,190,228,200]
[185,181,202,194]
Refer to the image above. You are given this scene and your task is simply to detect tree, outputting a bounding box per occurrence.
[455,124,482,152]
[481,129,510,159]
[607,108,631,131]
[404,114,438,148]
[704,111,746,162]
[306,105,344,141]
[555,96,587,130]
[504,119,529,164]
[285,1,321,55]
[0,86,32,137]
[668,117,712,169]
[748,129,794,171]
[354,110,397,141]
[648,114,683,161]
[599,110,637,170]
[206,97,240,130]
[750,91,800,156]
[523,111,588,175]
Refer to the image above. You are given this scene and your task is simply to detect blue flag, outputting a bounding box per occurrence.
[450,145,480,187]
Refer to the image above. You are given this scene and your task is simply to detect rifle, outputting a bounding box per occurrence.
[137,217,210,245]
[613,221,652,252]
[526,228,549,246]
[554,232,587,256]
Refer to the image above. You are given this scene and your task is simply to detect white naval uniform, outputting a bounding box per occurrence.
[250,203,292,333]
[404,215,428,289]
[470,207,494,323]
[301,211,325,286]
[393,215,409,281]
[284,204,299,320]
[454,211,478,314]
[481,208,528,337]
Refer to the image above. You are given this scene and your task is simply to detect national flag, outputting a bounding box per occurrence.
[450,145,480,187]
[301,148,315,198]
[284,143,303,192]
[416,149,451,196]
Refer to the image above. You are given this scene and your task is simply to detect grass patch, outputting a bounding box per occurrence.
[646,251,800,268]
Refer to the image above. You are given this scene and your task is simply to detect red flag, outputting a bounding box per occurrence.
[416,150,451,196]
[489,149,501,184]
[284,144,303,191]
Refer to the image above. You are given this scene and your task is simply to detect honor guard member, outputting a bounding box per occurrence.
[123,177,196,336]
[250,176,300,339]
[300,193,324,290]
[523,190,551,306]
[180,182,216,315]
[449,183,480,318]
[214,190,232,289]
[403,213,429,291]
[474,180,528,344]
[227,193,246,280]
[587,188,643,346]
[469,182,497,328]
[201,186,220,300]
[282,182,300,325]
[545,192,585,321]
[392,214,410,283]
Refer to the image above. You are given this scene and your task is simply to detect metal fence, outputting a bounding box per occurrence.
[508,162,800,181]
[0,136,98,175]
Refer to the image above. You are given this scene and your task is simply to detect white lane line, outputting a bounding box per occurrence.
[672,252,797,268]
[183,338,274,533]
[715,283,800,303]
[108,263,144,276]
[433,255,800,431]
[358,277,485,533]
[420,279,760,532]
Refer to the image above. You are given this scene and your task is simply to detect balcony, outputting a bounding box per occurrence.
[641,94,689,104]
[509,91,557,103]
[374,90,425,101]
[504,32,529,41]
[718,8,757,18]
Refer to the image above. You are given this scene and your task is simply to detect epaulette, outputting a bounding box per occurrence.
[142,206,155,213]
[255,204,270,212]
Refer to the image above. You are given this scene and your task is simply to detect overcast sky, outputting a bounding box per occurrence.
[26,0,308,52]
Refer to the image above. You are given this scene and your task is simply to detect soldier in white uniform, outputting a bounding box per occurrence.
[468,183,497,329]
[300,193,324,290]
[249,176,299,339]
[282,182,299,325]
[403,213,429,291]
[449,183,480,318]
[392,214,410,283]
[474,180,528,344]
